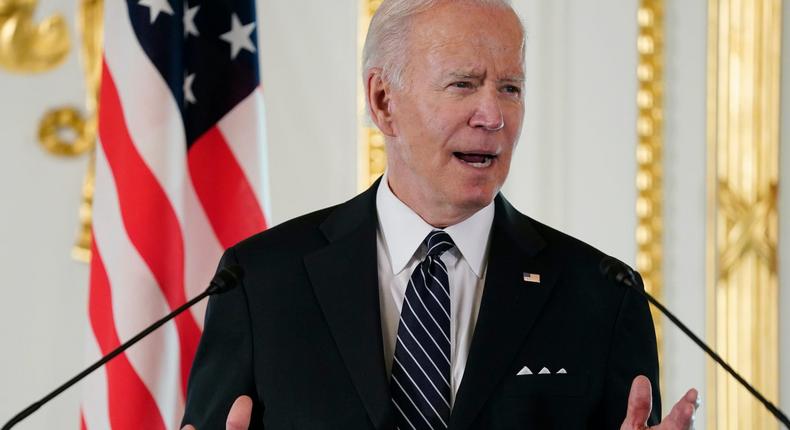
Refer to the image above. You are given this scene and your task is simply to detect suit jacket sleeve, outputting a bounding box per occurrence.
[602,274,661,428]
[181,247,264,429]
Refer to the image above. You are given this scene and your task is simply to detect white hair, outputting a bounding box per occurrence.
[362,0,523,89]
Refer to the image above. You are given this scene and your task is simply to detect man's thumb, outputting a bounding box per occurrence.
[226,395,253,430]
[621,375,653,430]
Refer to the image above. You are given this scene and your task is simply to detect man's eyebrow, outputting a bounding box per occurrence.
[447,71,485,79]
[446,71,525,83]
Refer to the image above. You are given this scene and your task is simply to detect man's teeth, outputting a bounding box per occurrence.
[455,152,495,168]
[466,158,492,168]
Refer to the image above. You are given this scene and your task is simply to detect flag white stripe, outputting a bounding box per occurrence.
[182,183,224,330]
[93,143,183,427]
[218,89,272,215]
[81,330,111,430]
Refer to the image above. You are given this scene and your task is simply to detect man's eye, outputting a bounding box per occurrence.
[451,81,473,89]
[502,85,521,95]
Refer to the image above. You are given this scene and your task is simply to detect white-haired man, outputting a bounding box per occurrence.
[182,1,698,429]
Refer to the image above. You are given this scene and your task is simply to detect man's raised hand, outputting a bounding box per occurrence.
[181,395,253,430]
[621,375,699,430]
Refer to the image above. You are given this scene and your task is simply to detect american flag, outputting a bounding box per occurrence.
[81,0,269,428]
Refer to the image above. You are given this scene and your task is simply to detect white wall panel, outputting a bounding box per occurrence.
[661,0,708,426]
[0,0,90,428]
[505,0,638,264]
[259,0,358,225]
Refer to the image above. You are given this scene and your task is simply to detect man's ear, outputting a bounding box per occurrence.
[366,68,396,137]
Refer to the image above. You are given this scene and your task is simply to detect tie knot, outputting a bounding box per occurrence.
[424,230,455,257]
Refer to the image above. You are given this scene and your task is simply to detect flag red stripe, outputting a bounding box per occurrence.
[80,411,87,430]
[88,240,166,430]
[188,126,267,248]
[98,60,200,395]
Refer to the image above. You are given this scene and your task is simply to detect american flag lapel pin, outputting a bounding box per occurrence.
[523,272,541,284]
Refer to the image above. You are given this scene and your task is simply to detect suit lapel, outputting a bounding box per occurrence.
[304,180,394,429]
[450,195,561,430]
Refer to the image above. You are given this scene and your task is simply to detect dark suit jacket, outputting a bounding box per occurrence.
[182,181,661,429]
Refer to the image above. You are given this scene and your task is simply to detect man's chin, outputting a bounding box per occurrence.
[451,189,498,212]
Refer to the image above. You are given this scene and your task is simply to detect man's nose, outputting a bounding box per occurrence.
[469,89,504,131]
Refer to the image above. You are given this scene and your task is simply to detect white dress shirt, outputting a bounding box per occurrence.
[375,173,494,406]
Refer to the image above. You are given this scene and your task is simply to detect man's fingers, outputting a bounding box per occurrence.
[661,389,698,430]
[226,395,254,430]
[620,375,653,430]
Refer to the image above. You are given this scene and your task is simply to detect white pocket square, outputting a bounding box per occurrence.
[516,366,568,375]
[516,366,533,375]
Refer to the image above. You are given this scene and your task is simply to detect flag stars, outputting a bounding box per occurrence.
[138,0,174,24]
[220,14,256,60]
[184,73,197,105]
[184,3,200,37]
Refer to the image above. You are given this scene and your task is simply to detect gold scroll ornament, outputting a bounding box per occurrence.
[635,0,664,379]
[0,0,70,72]
[706,0,782,429]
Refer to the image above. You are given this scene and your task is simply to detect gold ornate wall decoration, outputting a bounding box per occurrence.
[358,0,385,191]
[635,0,664,367]
[66,0,102,262]
[0,0,70,73]
[38,0,102,159]
[706,0,782,428]
[1,0,103,262]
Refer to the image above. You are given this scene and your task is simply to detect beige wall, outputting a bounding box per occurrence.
[0,1,787,429]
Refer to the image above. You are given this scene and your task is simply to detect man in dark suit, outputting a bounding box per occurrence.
[182,0,699,428]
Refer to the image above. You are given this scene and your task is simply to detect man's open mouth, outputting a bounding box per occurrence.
[454,152,497,168]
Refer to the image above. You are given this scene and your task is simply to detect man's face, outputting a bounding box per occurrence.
[385,1,525,220]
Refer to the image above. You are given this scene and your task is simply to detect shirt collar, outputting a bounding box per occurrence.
[376,172,494,278]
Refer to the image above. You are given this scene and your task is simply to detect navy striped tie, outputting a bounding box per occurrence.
[391,230,455,430]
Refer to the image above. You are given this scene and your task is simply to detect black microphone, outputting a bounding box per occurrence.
[1,265,245,430]
[599,256,790,429]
